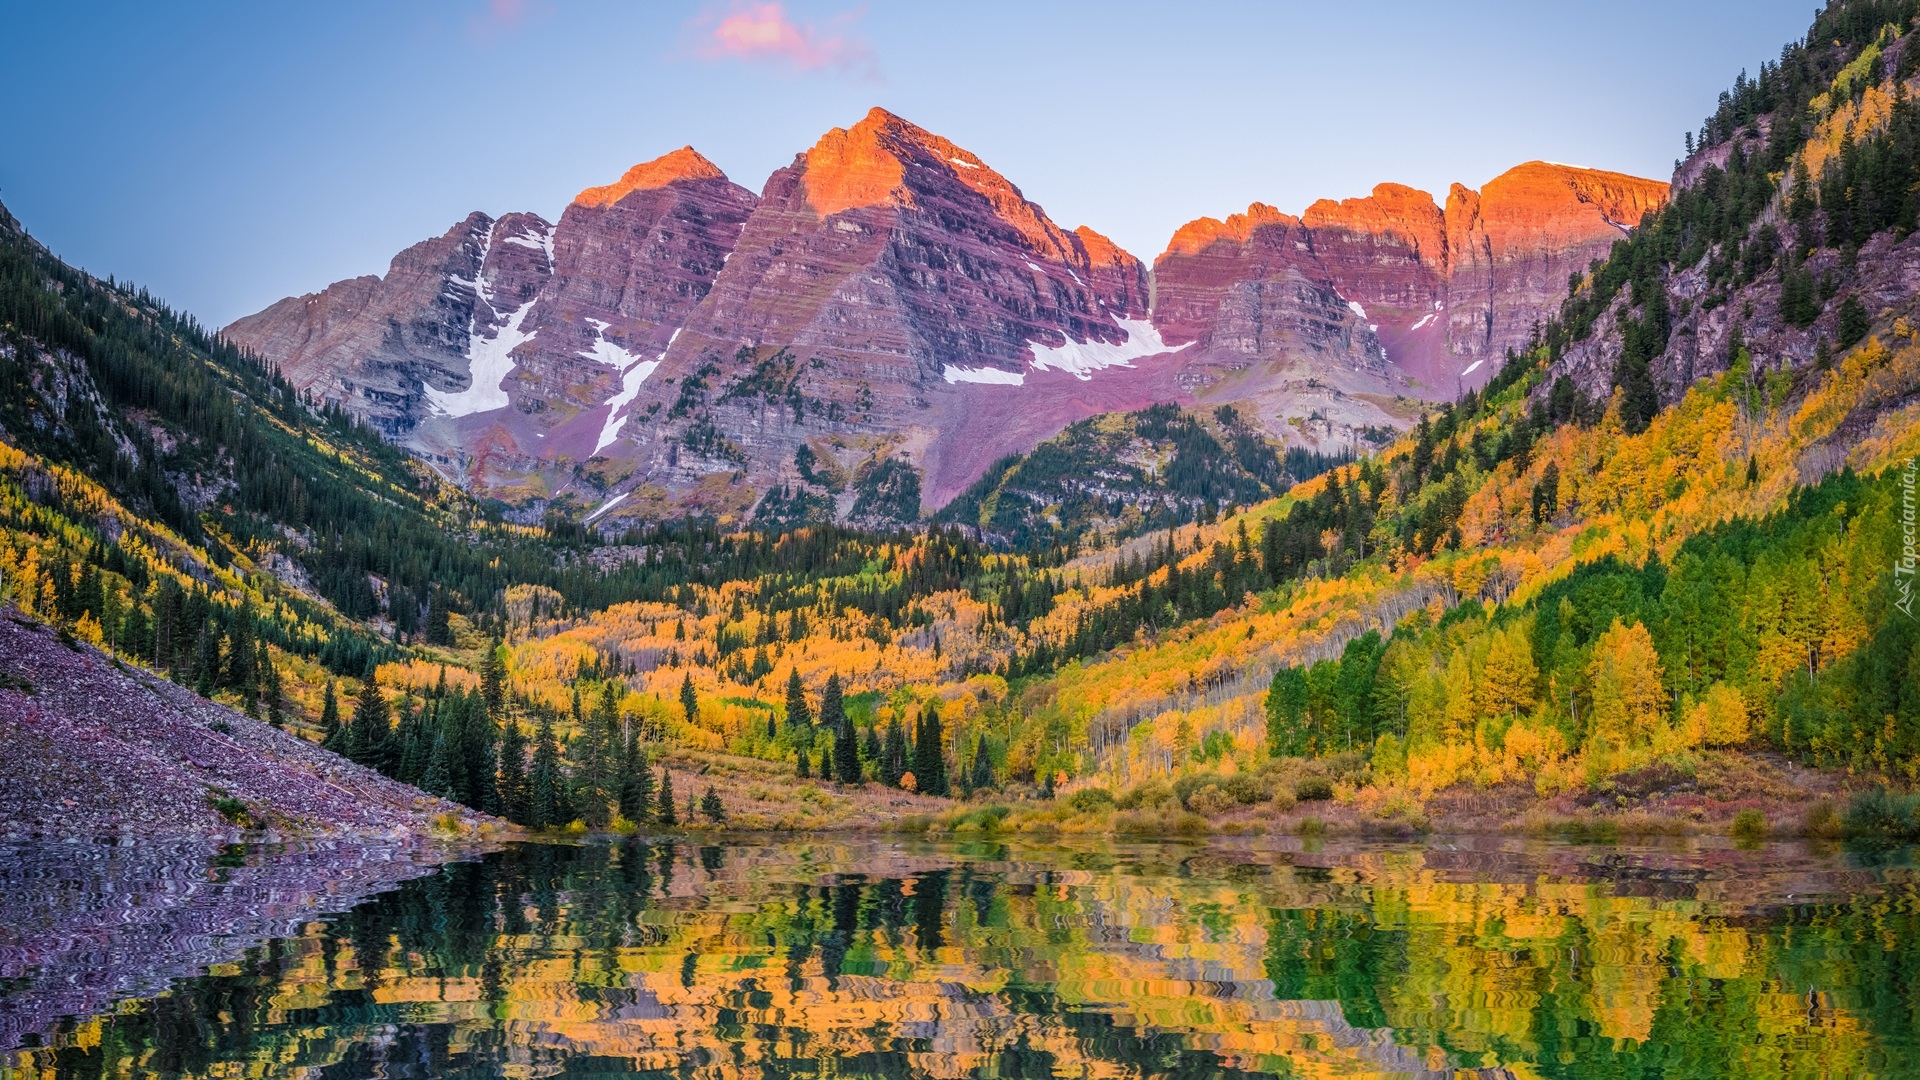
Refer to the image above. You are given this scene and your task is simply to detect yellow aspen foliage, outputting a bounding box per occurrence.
[1685,683,1750,747]
[1442,649,1477,742]
[1479,622,1538,719]
[1587,620,1666,747]
[73,610,104,646]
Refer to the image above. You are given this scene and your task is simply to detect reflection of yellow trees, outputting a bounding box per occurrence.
[18,844,1909,1080]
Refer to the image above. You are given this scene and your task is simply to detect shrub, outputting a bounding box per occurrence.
[1270,788,1297,812]
[1067,787,1116,813]
[1294,776,1334,802]
[1731,808,1768,841]
[1843,788,1920,840]
[1186,784,1236,817]
[1803,801,1844,839]
[1172,773,1221,806]
[1117,779,1174,810]
[1222,773,1266,804]
[1296,816,1325,836]
[208,794,255,828]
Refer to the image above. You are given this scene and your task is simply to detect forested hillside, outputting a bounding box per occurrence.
[4,0,1920,838]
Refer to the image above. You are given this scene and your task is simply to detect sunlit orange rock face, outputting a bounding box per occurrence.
[651,107,1164,508]
[1155,162,1669,394]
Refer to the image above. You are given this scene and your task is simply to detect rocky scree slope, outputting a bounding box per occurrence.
[0,609,490,839]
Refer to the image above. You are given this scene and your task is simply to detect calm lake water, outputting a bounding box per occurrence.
[3,836,1918,1078]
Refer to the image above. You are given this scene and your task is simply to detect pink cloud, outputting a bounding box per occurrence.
[470,0,533,39]
[692,3,881,80]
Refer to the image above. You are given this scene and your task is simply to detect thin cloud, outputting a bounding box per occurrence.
[690,3,882,81]
[470,0,531,39]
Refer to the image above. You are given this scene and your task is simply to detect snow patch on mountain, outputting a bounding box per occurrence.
[943,364,1025,386]
[1025,317,1188,381]
[424,300,537,418]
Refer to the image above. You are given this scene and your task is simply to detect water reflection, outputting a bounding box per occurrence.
[5,837,1918,1078]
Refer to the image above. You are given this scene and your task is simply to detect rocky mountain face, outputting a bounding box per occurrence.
[1154,163,1669,442]
[226,114,1665,527]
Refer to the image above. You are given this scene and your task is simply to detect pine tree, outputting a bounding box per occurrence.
[349,677,390,769]
[679,673,699,726]
[821,738,836,782]
[913,700,948,797]
[969,734,993,792]
[657,767,678,826]
[264,656,285,729]
[319,680,343,751]
[498,718,530,824]
[574,682,620,828]
[796,745,811,778]
[481,637,506,719]
[700,787,725,823]
[881,715,907,787]
[827,675,860,784]
[529,712,563,829]
[421,726,453,798]
[784,668,811,731]
[618,727,653,824]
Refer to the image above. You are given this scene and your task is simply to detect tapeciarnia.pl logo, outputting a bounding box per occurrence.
[1899,456,1916,619]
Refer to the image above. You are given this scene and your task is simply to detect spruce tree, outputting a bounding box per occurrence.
[913,700,948,797]
[969,734,993,792]
[700,787,725,823]
[796,745,810,778]
[421,726,453,798]
[821,739,835,783]
[784,668,811,731]
[881,715,907,787]
[575,682,620,828]
[350,677,390,770]
[481,637,506,719]
[657,767,678,826]
[618,728,653,824]
[319,680,343,751]
[679,673,699,726]
[826,675,860,784]
[529,713,563,829]
[498,718,529,824]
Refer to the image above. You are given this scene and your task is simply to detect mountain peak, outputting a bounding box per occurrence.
[573,146,729,208]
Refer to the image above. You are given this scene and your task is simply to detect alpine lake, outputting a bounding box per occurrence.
[3,834,1917,1079]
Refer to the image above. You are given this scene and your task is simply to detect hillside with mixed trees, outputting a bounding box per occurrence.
[3,0,1920,837]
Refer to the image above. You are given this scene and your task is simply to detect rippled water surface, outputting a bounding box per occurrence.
[5,836,1919,1078]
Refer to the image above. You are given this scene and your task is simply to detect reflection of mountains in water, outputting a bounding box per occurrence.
[8,838,1918,1078]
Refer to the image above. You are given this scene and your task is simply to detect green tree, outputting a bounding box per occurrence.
[881,715,908,787]
[349,677,390,770]
[680,673,699,726]
[528,712,564,829]
[784,668,811,731]
[318,680,343,752]
[1837,294,1871,348]
[968,733,993,792]
[497,718,529,824]
[913,700,948,797]
[700,787,725,823]
[657,767,678,826]
[825,674,860,784]
[618,727,653,824]
[481,636,506,718]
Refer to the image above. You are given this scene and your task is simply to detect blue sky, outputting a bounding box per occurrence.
[3,1,1815,326]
